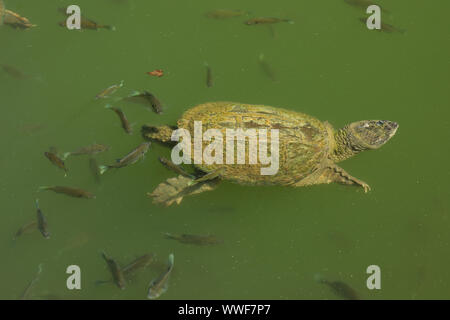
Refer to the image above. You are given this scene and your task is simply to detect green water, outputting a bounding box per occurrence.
[1,0,449,300]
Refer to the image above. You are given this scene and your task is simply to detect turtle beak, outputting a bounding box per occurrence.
[374,120,399,148]
[386,121,399,139]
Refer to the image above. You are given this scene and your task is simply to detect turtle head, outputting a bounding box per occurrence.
[347,120,399,150]
[331,120,399,162]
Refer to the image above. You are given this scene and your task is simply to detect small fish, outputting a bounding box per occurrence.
[205,9,249,19]
[13,220,38,241]
[38,186,96,199]
[244,17,293,25]
[159,157,194,178]
[96,254,154,286]
[164,233,222,246]
[147,253,174,299]
[315,274,359,300]
[1,64,30,79]
[345,0,388,13]
[205,63,213,88]
[258,53,277,82]
[146,69,164,77]
[58,19,114,30]
[95,81,124,99]
[194,167,225,183]
[44,151,68,176]
[19,264,43,300]
[122,254,155,277]
[101,252,126,290]
[99,141,151,174]
[123,91,163,114]
[58,9,115,31]
[63,143,109,159]
[35,200,50,239]
[105,104,132,134]
[359,17,405,33]
[89,158,101,184]
[140,91,163,114]
[3,9,37,29]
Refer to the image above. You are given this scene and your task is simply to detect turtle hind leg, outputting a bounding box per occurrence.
[148,175,220,207]
[141,125,176,144]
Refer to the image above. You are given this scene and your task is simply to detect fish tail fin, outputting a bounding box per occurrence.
[168,253,174,269]
[128,90,141,97]
[105,25,116,31]
[104,104,112,109]
[37,186,49,193]
[119,80,124,87]
[285,19,294,24]
[99,165,109,175]
[164,233,177,240]
[34,198,40,209]
[62,152,71,160]
[37,264,44,275]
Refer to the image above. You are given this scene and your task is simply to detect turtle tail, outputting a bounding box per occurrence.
[141,125,175,144]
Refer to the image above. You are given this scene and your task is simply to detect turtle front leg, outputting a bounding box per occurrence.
[294,163,371,193]
[327,165,371,193]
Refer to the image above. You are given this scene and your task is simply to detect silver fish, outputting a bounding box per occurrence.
[147,253,174,299]
[19,264,43,300]
[35,200,50,239]
[99,142,151,174]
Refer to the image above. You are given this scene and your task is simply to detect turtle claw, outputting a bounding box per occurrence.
[352,178,371,193]
[361,183,371,193]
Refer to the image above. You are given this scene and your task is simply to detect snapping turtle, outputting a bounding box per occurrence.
[143,102,398,206]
